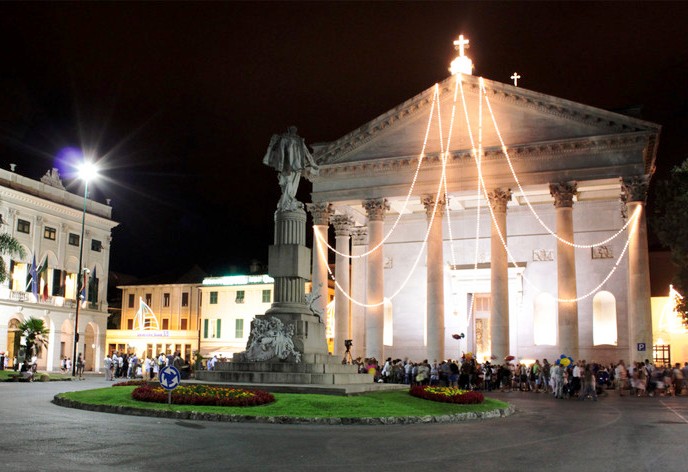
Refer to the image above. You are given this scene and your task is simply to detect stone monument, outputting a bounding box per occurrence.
[197,127,371,387]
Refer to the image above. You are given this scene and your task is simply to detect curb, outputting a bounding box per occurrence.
[52,395,515,425]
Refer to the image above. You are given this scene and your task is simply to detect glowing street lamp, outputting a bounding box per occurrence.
[72,160,98,377]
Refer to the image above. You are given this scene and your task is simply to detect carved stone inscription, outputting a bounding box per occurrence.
[532,249,554,261]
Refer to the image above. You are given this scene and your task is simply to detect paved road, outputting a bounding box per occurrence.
[2,376,687,472]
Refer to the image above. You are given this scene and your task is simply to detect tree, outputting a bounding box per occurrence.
[18,317,50,368]
[651,158,688,323]
[0,232,26,283]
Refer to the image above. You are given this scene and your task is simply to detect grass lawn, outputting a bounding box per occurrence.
[57,386,509,419]
[0,370,73,382]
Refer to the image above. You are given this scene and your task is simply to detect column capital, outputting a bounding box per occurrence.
[621,175,650,203]
[487,188,512,212]
[351,226,368,246]
[549,182,577,208]
[421,194,447,218]
[362,198,390,221]
[330,214,354,236]
[306,202,333,226]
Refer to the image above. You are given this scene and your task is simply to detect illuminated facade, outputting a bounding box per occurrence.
[0,167,117,372]
[106,268,204,362]
[306,53,661,364]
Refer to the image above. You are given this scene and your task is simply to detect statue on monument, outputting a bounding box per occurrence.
[263,126,319,211]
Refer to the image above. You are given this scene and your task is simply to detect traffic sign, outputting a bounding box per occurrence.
[159,365,181,391]
[637,343,646,352]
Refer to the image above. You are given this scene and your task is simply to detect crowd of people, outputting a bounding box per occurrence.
[353,356,688,400]
[102,351,190,381]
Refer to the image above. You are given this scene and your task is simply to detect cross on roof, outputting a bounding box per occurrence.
[511,72,521,86]
[453,35,470,57]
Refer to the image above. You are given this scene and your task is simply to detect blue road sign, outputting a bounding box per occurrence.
[637,343,646,352]
[159,365,181,390]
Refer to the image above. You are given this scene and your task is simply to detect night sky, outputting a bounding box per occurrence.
[0,2,686,278]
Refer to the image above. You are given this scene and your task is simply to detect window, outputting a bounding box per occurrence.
[210,291,218,304]
[145,293,152,306]
[163,293,170,307]
[235,319,244,338]
[44,226,56,241]
[69,233,80,246]
[235,290,245,304]
[180,318,188,330]
[203,319,222,338]
[17,219,30,234]
[181,292,189,307]
[262,289,271,303]
[127,319,134,330]
[128,294,135,308]
[162,319,169,330]
[91,239,102,252]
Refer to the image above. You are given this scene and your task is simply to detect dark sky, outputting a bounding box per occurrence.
[0,2,686,278]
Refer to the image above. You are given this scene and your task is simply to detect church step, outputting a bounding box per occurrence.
[195,370,373,385]
[213,361,359,375]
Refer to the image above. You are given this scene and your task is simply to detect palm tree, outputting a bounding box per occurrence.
[0,232,26,283]
[18,317,50,369]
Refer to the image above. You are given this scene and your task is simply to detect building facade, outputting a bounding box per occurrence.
[0,167,117,372]
[306,67,660,365]
[106,268,205,362]
[199,274,275,358]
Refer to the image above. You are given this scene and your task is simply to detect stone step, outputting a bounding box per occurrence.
[214,361,358,375]
[196,370,374,385]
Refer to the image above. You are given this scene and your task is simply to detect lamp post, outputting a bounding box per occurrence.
[72,161,98,377]
[452,333,465,361]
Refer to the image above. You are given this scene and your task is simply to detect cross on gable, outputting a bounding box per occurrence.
[453,35,470,57]
[511,72,521,86]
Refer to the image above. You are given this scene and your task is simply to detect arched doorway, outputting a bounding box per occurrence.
[6,318,21,368]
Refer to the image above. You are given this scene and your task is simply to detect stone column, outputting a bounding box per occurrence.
[488,188,512,362]
[550,182,579,360]
[351,226,368,361]
[306,202,333,320]
[622,176,653,363]
[363,198,389,361]
[421,194,446,363]
[331,214,353,359]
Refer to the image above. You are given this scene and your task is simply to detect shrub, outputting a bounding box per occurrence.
[113,379,152,387]
[131,384,275,407]
[409,385,485,404]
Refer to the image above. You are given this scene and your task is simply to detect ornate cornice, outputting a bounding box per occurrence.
[313,74,659,166]
[310,132,655,181]
[621,175,651,203]
[330,214,354,236]
[306,202,333,226]
[351,226,368,246]
[550,182,578,208]
[362,198,390,221]
[487,188,512,213]
[421,194,446,218]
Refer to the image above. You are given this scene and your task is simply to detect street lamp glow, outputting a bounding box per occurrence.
[71,159,99,377]
[78,161,99,183]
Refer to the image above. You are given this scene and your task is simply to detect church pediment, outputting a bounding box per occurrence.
[311,74,660,171]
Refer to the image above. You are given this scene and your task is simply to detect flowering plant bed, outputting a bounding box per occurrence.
[113,380,154,387]
[131,384,275,407]
[410,385,485,404]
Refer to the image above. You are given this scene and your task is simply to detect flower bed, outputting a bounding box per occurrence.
[113,380,152,387]
[131,384,275,407]
[410,385,485,404]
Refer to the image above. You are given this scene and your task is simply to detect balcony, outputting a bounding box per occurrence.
[1,288,104,311]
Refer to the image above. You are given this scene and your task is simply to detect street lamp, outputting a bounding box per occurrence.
[452,333,465,360]
[72,161,98,377]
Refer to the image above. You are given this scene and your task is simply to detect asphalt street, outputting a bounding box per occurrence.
[1,376,687,472]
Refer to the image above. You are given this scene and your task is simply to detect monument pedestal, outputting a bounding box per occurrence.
[197,207,369,387]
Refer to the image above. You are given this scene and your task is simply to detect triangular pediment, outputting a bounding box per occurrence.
[311,74,659,169]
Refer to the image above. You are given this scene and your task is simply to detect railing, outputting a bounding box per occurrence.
[2,290,101,310]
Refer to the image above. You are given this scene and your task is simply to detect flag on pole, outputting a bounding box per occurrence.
[27,255,39,298]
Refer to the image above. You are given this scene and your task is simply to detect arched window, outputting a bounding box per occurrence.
[533,293,556,345]
[593,291,617,345]
[383,298,393,346]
